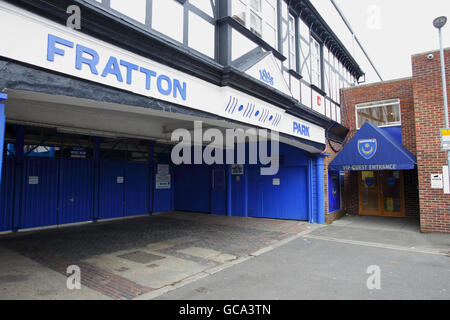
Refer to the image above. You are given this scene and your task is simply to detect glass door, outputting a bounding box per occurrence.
[359,171,381,215]
[359,171,405,217]
[379,171,405,217]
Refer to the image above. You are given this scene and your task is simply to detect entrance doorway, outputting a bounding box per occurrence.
[358,171,405,217]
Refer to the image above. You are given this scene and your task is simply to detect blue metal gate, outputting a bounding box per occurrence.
[99,161,125,219]
[99,161,151,219]
[248,166,308,220]
[20,158,58,229]
[59,159,94,224]
[174,164,211,213]
[211,168,227,215]
[0,157,14,231]
[125,162,150,216]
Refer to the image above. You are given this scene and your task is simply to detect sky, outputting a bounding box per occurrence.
[312,0,450,83]
[105,0,449,84]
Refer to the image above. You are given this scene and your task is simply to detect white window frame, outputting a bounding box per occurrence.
[355,99,402,129]
[288,13,296,71]
[311,37,322,88]
[233,0,278,47]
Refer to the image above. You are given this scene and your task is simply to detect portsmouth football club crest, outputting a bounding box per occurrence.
[358,139,377,160]
[331,176,338,196]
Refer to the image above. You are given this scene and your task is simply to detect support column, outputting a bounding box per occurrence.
[93,137,102,222]
[226,164,232,216]
[148,140,154,215]
[12,125,24,231]
[216,0,232,66]
[307,158,314,224]
[0,93,7,186]
[244,165,248,218]
[316,155,326,225]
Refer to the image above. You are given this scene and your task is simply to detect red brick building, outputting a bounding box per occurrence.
[326,48,450,234]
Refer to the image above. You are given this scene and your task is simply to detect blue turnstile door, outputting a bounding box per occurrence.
[99,161,125,219]
[59,159,94,224]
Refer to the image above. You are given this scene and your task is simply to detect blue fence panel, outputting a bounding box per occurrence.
[328,170,341,213]
[0,157,15,231]
[153,163,173,213]
[99,161,124,219]
[174,164,211,213]
[0,102,5,187]
[248,166,308,220]
[247,166,262,218]
[125,162,150,216]
[20,158,58,229]
[211,167,227,215]
[59,159,94,224]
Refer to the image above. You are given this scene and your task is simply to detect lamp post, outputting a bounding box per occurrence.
[434,16,449,191]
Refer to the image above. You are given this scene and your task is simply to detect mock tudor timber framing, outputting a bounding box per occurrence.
[2,0,362,144]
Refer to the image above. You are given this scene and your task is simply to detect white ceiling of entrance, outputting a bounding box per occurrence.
[3,89,321,153]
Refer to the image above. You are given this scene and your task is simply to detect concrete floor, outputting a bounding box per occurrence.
[0,212,309,300]
[158,214,450,300]
[1,213,448,300]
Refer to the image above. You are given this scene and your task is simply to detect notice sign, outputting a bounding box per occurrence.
[157,164,170,175]
[231,164,244,175]
[117,176,124,184]
[28,176,39,185]
[156,174,171,189]
[431,174,443,189]
[441,129,450,151]
[272,178,280,186]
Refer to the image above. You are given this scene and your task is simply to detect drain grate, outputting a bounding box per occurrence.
[118,251,166,264]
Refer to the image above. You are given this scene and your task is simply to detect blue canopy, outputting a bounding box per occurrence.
[329,122,417,171]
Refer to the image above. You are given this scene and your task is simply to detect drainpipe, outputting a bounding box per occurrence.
[12,125,24,232]
[0,93,7,187]
[148,140,155,215]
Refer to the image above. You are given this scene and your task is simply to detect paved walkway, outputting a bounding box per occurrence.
[159,215,450,300]
[0,212,309,300]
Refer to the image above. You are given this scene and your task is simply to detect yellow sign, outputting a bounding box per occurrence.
[386,197,394,212]
[442,129,450,136]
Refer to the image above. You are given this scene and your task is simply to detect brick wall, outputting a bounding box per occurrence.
[342,77,416,154]
[412,48,450,233]
[339,77,420,219]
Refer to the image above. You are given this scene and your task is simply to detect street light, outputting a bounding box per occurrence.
[433,16,449,192]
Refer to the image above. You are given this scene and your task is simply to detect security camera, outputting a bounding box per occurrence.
[427,54,434,60]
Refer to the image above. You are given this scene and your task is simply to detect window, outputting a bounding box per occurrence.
[152,0,184,43]
[311,37,322,88]
[356,99,401,129]
[288,14,296,71]
[232,0,278,48]
[110,0,146,24]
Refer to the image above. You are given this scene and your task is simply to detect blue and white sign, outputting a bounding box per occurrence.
[358,139,377,160]
[245,52,293,98]
[259,69,274,86]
